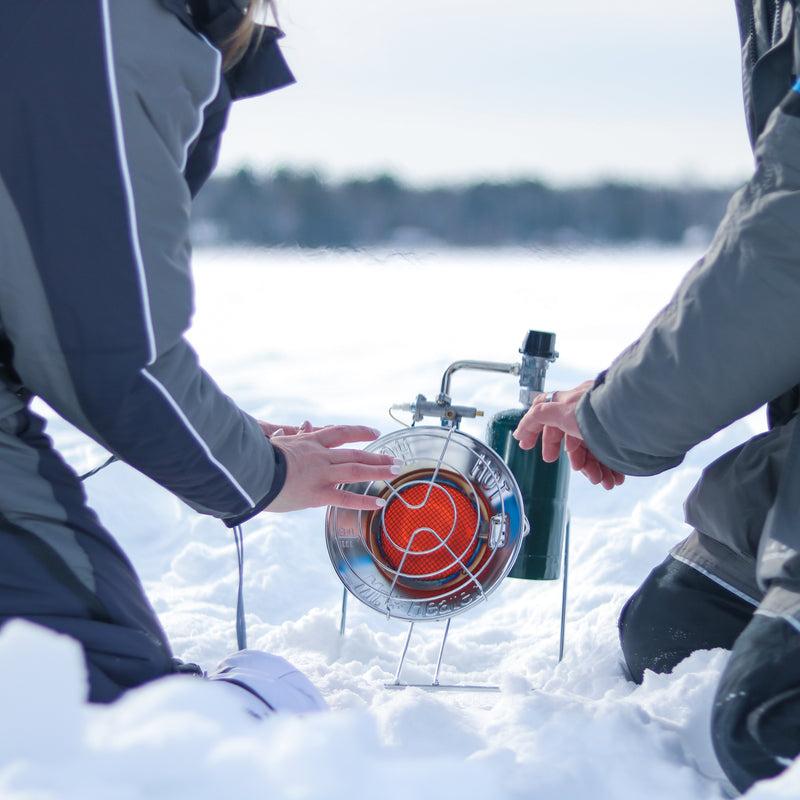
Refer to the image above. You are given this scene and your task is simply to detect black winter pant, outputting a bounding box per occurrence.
[0,406,175,702]
[619,555,800,793]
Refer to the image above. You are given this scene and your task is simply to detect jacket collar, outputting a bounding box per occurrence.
[158,0,295,98]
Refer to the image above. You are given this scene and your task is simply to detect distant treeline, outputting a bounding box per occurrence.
[191,167,739,249]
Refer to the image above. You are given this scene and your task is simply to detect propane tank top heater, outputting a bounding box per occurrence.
[325,330,570,690]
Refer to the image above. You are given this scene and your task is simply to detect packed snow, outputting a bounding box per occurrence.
[2,245,798,799]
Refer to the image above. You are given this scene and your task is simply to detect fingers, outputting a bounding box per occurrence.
[310,425,382,448]
[512,382,626,490]
[526,400,581,438]
[263,420,384,447]
[562,436,626,490]
[258,420,287,437]
[564,435,585,460]
[325,487,389,512]
[572,448,625,490]
[607,468,626,489]
[264,428,399,513]
[327,447,395,466]
[540,424,564,463]
[259,419,315,438]
[566,438,587,471]
[512,404,545,450]
[330,459,402,486]
[580,454,605,487]
[513,387,584,450]
[589,454,624,490]
[513,401,560,451]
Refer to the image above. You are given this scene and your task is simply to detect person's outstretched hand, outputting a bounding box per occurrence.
[512,381,625,491]
[264,424,401,512]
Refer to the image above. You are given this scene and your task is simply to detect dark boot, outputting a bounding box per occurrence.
[712,613,800,793]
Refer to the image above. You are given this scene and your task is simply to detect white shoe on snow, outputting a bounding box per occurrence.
[207,649,328,718]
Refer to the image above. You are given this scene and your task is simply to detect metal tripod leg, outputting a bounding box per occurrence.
[558,515,570,663]
[385,618,500,692]
[432,618,451,686]
[339,587,348,637]
[390,622,416,685]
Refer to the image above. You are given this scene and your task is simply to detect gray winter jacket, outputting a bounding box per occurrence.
[0,0,292,526]
[575,0,800,580]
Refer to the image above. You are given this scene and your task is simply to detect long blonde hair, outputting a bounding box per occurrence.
[224,1,278,70]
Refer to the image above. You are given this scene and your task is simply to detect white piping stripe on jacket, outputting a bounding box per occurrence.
[180,33,222,173]
[99,0,157,366]
[101,0,257,512]
[141,369,257,508]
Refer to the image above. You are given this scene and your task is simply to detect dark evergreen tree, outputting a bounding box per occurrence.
[191,168,736,249]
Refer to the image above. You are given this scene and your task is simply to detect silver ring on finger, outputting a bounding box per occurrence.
[544,391,557,403]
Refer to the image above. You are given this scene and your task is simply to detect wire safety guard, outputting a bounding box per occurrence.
[326,426,529,622]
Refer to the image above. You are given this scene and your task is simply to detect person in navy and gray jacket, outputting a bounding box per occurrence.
[0,0,397,710]
[514,0,800,792]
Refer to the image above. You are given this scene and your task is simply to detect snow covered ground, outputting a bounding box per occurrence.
[2,245,798,799]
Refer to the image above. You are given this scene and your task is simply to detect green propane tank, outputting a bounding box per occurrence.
[487,331,570,580]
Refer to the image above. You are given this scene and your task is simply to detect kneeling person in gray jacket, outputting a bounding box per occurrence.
[514,0,800,790]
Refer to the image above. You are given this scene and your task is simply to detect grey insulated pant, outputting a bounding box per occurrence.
[618,416,800,791]
[0,404,174,702]
[619,554,800,793]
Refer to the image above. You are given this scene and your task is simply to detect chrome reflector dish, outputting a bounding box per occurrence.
[326,426,528,621]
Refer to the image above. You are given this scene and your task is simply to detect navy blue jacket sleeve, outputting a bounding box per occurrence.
[0,0,284,523]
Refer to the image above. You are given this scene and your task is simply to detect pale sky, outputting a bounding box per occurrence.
[218,0,755,187]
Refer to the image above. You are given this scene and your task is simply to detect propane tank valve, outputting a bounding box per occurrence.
[518,330,558,408]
